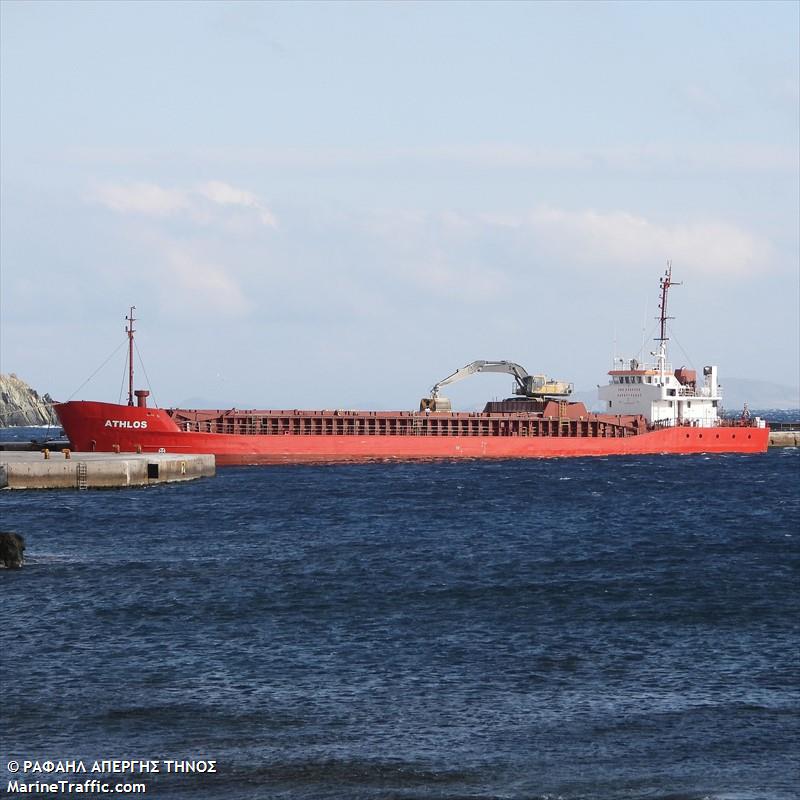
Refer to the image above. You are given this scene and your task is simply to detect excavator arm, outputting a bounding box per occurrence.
[431,360,530,398]
[421,359,572,412]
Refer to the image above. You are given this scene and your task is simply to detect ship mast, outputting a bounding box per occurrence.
[654,262,680,379]
[125,306,136,406]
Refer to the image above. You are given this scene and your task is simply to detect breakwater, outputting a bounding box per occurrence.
[0,451,215,490]
[767,420,800,447]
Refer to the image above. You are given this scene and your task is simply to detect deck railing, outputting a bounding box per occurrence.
[173,413,638,439]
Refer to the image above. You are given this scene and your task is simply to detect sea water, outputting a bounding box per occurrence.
[1,438,798,799]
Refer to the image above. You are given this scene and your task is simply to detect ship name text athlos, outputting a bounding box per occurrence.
[104,420,148,429]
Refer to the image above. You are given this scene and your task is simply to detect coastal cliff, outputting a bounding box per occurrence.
[0,373,59,427]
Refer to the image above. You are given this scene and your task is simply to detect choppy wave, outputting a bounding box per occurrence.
[2,451,798,799]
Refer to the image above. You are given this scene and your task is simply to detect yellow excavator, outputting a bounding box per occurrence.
[420,360,573,412]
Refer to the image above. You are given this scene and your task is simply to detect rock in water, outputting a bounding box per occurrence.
[0,373,59,427]
[0,532,26,568]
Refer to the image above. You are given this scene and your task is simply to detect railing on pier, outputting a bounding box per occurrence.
[766,420,800,432]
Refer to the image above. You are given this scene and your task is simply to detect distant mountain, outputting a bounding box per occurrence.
[720,378,799,412]
[0,373,59,427]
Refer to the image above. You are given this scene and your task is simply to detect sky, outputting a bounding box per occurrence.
[1,0,798,410]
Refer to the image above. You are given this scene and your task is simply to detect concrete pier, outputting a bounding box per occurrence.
[768,431,799,447]
[0,451,215,490]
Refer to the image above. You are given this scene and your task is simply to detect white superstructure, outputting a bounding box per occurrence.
[598,359,721,427]
[597,265,722,428]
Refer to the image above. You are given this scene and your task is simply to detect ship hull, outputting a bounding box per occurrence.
[55,401,769,464]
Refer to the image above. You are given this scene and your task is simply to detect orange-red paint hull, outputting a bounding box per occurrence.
[55,401,769,465]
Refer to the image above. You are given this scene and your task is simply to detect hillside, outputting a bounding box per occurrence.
[719,378,799,412]
[0,373,59,426]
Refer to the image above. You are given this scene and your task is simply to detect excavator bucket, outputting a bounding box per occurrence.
[419,397,452,412]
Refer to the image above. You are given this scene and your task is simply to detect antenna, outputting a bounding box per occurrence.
[654,262,681,373]
[612,323,617,369]
[656,261,681,344]
[640,295,648,359]
[125,306,136,406]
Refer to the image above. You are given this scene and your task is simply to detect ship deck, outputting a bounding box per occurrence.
[167,408,645,439]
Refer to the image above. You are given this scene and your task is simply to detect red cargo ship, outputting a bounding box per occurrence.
[55,267,769,464]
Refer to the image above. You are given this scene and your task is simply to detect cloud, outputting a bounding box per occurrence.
[159,242,252,316]
[196,180,278,228]
[91,180,278,228]
[87,182,275,318]
[92,181,188,216]
[75,142,799,174]
[683,83,725,116]
[478,207,769,277]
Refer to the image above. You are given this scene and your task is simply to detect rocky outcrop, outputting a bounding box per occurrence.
[0,374,59,427]
[0,532,25,568]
